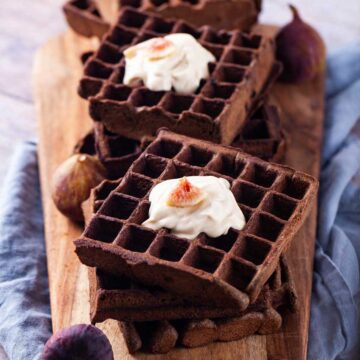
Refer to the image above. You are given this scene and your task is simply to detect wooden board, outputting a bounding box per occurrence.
[33,27,324,360]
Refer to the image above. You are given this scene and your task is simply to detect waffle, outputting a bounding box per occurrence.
[74,124,143,179]
[63,0,260,39]
[79,7,275,145]
[63,0,110,38]
[119,310,281,354]
[74,101,285,181]
[117,260,294,354]
[78,52,285,164]
[119,274,292,354]
[83,181,296,323]
[77,53,285,164]
[118,0,260,32]
[233,101,286,162]
[75,129,317,308]
[74,128,96,156]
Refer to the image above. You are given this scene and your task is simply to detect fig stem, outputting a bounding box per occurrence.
[289,4,301,21]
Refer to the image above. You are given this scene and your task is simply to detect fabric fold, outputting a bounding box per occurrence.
[0,142,51,360]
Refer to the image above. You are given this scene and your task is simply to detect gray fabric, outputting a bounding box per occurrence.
[0,44,359,359]
[0,142,51,360]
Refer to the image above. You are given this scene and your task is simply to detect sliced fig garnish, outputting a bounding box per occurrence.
[166,177,204,208]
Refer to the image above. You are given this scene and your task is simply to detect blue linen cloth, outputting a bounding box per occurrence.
[0,44,359,359]
[0,142,51,360]
[308,43,360,360]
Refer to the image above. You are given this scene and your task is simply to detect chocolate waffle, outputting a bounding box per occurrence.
[118,261,294,353]
[79,7,275,145]
[119,309,281,354]
[74,101,286,181]
[64,0,260,39]
[109,261,294,353]
[63,0,110,38]
[83,181,296,323]
[233,101,286,162]
[75,129,317,309]
[119,0,260,32]
[74,124,143,179]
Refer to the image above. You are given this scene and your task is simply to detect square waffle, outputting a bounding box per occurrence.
[77,52,284,166]
[83,182,297,323]
[79,7,275,145]
[118,258,295,354]
[119,0,260,32]
[74,99,286,181]
[233,100,286,162]
[63,0,260,39]
[63,0,110,38]
[73,125,142,179]
[75,129,317,309]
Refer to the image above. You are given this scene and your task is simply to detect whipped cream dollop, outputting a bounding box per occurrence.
[123,33,216,94]
[142,176,245,240]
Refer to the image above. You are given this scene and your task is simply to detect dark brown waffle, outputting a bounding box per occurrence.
[63,0,110,38]
[88,255,297,323]
[74,101,286,181]
[74,124,143,179]
[117,259,294,354]
[63,0,260,39]
[120,0,260,32]
[76,55,285,165]
[83,181,296,323]
[75,129,317,309]
[95,123,144,179]
[118,263,293,353]
[233,101,286,162]
[119,309,281,354]
[79,7,275,145]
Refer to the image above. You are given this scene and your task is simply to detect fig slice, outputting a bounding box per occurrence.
[166,177,204,208]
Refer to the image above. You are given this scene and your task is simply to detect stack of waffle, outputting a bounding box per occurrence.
[63,3,319,355]
[77,129,317,354]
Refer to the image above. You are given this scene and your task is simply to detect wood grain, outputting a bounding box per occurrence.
[33,26,324,359]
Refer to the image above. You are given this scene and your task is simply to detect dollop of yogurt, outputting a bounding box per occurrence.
[123,33,216,94]
[142,176,245,240]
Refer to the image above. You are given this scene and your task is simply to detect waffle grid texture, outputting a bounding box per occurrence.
[63,0,260,38]
[78,7,275,144]
[74,99,286,180]
[83,189,297,354]
[75,129,317,309]
[83,181,296,323]
[63,0,110,38]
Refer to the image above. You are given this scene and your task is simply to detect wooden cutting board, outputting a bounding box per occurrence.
[33,26,324,360]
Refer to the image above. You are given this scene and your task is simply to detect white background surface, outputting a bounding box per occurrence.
[0,0,359,358]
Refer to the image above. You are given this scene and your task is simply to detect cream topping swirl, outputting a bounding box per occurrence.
[123,33,215,94]
[142,176,246,240]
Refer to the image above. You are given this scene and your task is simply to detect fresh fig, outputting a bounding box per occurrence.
[42,324,114,360]
[51,154,107,222]
[276,5,326,83]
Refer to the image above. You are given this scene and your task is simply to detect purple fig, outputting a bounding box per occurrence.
[52,154,107,222]
[276,5,326,83]
[42,324,114,360]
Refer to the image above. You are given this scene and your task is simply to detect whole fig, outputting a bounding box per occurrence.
[42,324,114,360]
[52,154,106,222]
[276,5,326,83]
